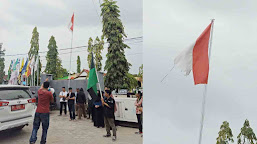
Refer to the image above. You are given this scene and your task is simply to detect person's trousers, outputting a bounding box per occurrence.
[104,117,116,136]
[29,113,50,144]
[78,103,86,119]
[60,102,67,115]
[68,103,75,120]
[136,114,143,133]
[75,104,79,115]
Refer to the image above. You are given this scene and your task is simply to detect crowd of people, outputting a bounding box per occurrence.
[29,80,143,144]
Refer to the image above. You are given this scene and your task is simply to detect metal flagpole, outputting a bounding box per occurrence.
[198,19,215,144]
[68,30,73,88]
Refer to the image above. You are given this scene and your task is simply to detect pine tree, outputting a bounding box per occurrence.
[45,36,58,79]
[216,121,234,144]
[77,55,81,73]
[94,36,104,71]
[237,119,257,144]
[87,37,93,68]
[28,27,39,59]
[101,0,131,91]
[87,36,104,72]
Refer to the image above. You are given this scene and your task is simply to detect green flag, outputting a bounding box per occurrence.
[87,53,98,100]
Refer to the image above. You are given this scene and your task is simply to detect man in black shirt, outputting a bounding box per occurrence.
[67,87,76,121]
[102,90,116,141]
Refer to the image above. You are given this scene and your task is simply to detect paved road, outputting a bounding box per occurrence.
[0,111,142,144]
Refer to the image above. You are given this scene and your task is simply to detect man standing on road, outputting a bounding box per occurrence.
[102,90,117,141]
[29,81,54,144]
[59,87,67,116]
[77,88,87,119]
[67,87,76,121]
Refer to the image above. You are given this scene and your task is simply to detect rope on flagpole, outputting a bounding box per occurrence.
[198,19,215,144]
[160,65,175,83]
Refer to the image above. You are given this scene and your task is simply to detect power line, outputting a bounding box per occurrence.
[4,36,143,57]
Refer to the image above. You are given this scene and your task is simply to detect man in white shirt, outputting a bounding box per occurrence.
[59,87,67,116]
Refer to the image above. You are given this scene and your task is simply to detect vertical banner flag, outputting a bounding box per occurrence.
[19,58,24,72]
[68,13,74,32]
[87,53,98,100]
[22,58,28,75]
[174,21,213,85]
[26,59,32,77]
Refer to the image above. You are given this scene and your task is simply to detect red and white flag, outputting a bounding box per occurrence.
[174,21,213,85]
[68,13,74,32]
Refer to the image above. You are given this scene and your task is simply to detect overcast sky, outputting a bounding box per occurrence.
[0,0,142,74]
[144,0,257,144]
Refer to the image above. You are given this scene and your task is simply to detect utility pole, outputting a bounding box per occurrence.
[0,43,5,84]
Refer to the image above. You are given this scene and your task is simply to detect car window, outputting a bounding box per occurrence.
[0,89,32,100]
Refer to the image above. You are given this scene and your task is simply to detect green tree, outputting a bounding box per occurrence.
[216,121,234,144]
[0,45,5,84]
[237,119,257,144]
[87,37,93,68]
[28,27,39,59]
[56,58,68,78]
[87,36,104,71]
[77,56,81,73]
[101,0,131,91]
[122,73,138,91]
[94,36,104,71]
[45,36,58,79]
[138,64,143,78]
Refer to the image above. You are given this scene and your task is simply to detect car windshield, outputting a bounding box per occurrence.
[0,89,31,100]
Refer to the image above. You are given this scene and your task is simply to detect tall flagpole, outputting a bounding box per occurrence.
[68,28,73,88]
[198,19,214,144]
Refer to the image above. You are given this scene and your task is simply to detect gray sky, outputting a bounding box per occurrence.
[0,0,142,74]
[144,0,257,143]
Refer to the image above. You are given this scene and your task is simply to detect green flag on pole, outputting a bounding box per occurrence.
[87,52,98,100]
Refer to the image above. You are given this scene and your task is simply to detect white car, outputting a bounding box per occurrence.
[0,85,36,131]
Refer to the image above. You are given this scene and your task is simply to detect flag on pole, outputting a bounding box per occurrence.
[21,58,28,75]
[19,58,24,72]
[87,53,98,100]
[30,56,35,73]
[68,13,74,32]
[26,59,32,77]
[174,21,213,85]
[7,60,14,80]
[12,58,19,71]
[34,56,38,71]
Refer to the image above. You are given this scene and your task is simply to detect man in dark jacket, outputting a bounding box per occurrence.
[67,87,76,121]
[77,88,87,119]
[102,90,116,141]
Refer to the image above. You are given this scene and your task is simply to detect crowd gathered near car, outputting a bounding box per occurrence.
[27,80,143,144]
